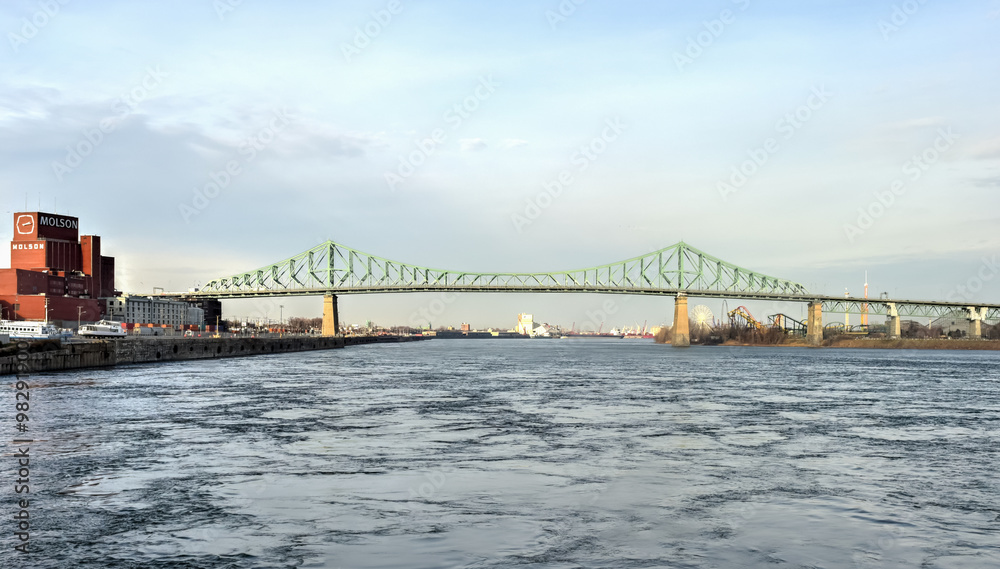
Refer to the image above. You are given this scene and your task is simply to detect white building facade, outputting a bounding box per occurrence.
[105,295,205,326]
[517,313,534,335]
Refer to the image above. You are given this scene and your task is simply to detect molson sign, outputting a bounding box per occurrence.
[12,211,80,241]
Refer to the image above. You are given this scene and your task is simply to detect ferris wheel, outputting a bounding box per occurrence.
[691,305,714,327]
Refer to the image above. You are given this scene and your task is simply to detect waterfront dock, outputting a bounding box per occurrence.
[0,334,428,376]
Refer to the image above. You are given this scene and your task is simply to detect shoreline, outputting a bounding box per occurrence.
[664,338,1000,351]
[822,337,1000,350]
[0,334,429,376]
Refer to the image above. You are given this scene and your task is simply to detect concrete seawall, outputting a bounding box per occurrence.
[1,335,427,376]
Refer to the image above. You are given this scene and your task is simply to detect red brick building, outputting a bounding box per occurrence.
[0,211,116,324]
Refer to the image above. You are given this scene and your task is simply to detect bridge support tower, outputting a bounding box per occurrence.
[807,301,823,346]
[671,294,690,347]
[887,303,901,339]
[322,294,340,336]
[967,307,985,339]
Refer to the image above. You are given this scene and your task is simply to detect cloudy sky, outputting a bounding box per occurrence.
[1,0,998,329]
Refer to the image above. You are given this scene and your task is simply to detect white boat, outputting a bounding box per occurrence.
[79,320,127,338]
[0,320,62,340]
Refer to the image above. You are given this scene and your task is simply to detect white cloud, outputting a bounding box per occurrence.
[499,139,528,150]
[460,138,488,152]
[967,137,1000,159]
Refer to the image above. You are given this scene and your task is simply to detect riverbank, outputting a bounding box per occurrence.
[712,337,1000,350]
[0,334,428,375]
[824,337,1000,350]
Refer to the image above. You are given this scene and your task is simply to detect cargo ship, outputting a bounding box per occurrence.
[432,330,528,339]
[622,322,654,339]
[559,331,624,339]
[622,332,654,339]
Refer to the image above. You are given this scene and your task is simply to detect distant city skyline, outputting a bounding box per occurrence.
[2,0,998,326]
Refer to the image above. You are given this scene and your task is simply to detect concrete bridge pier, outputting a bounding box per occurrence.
[967,307,986,339]
[671,294,690,347]
[887,302,901,339]
[806,301,823,346]
[322,294,340,336]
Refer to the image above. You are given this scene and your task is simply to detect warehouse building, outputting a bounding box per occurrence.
[0,211,116,324]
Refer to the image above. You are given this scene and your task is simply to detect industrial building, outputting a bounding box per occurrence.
[931,313,973,336]
[0,211,115,324]
[516,313,534,335]
[1,210,216,329]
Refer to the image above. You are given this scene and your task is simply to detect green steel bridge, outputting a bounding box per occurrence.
[166,240,1000,326]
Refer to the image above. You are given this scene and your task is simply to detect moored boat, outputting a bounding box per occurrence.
[79,320,127,338]
[0,319,62,340]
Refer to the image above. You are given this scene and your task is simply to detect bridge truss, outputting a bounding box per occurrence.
[822,298,1000,322]
[197,240,808,298]
[173,240,999,322]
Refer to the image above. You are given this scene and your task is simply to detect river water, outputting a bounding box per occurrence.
[8,339,1000,568]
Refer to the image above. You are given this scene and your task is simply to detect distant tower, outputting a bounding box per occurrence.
[862,271,869,326]
[844,288,850,330]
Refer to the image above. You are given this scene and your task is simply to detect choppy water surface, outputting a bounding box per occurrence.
[11,340,1000,568]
